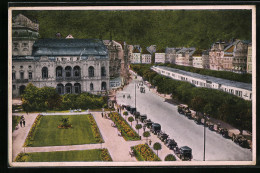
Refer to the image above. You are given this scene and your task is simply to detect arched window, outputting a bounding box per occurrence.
[74,83,81,94]
[101,82,107,90]
[73,66,80,77]
[42,67,48,79]
[88,66,94,77]
[101,66,106,77]
[65,66,72,78]
[56,83,64,94]
[13,48,18,52]
[56,66,63,78]
[65,83,72,94]
[23,48,28,52]
[90,83,94,91]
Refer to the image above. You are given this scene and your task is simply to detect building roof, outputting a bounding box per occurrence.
[32,38,108,57]
[154,66,252,91]
[133,47,141,53]
[176,47,196,56]
[142,48,151,54]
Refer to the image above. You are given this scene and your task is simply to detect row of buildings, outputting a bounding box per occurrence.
[12,14,133,97]
[130,40,252,74]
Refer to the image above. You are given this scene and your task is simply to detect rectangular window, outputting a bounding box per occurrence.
[20,72,24,79]
[29,72,32,79]
[12,85,16,90]
[12,72,16,80]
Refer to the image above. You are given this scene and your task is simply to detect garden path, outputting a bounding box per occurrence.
[12,113,38,161]
[12,111,178,162]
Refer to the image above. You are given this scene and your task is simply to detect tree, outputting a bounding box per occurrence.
[164,154,176,161]
[153,142,162,157]
[128,116,134,126]
[123,111,128,120]
[135,124,142,135]
[143,131,151,144]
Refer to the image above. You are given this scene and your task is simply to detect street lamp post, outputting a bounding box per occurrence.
[203,113,206,161]
[135,80,136,109]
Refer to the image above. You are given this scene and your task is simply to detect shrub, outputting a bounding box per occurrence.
[164,154,176,161]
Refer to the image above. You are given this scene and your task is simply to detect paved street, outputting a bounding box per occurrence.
[116,75,252,161]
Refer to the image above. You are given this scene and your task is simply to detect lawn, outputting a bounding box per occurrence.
[26,114,103,147]
[12,116,21,131]
[15,149,112,162]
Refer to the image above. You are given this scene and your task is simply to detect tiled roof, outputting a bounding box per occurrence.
[32,38,108,57]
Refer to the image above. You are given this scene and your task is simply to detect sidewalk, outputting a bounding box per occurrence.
[12,113,38,161]
[114,110,180,161]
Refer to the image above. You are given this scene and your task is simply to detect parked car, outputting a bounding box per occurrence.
[144,119,153,128]
[208,123,214,131]
[164,139,178,150]
[134,111,140,120]
[140,86,145,93]
[176,146,193,161]
[126,105,131,111]
[194,116,202,125]
[139,114,147,123]
[232,134,250,149]
[218,128,229,138]
[157,131,169,142]
[150,123,161,135]
[129,107,136,114]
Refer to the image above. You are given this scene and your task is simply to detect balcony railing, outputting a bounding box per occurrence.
[56,76,81,81]
[16,79,29,83]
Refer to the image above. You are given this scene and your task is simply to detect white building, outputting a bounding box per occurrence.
[155,52,166,64]
[192,55,203,68]
[131,47,141,64]
[141,49,152,64]
[142,54,152,64]
[175,47,196,67]
[151,66,252,101]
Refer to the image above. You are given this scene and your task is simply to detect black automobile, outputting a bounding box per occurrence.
[129,107,136,114]
[134,111,140,120]
[178,146,192,161]
[157,131,169,142]
[219,128,229,138]
[144,119,153,129]
[164,139,177,150]
[150,123,161,135]
[126,105,131,111]
[139,114,147,123]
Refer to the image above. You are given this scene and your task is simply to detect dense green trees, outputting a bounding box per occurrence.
[131,64,252,133]
[13,10,251,49]
[21,83,107,112]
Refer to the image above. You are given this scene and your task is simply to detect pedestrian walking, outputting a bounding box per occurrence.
[149,139,152,146]
[101,112,104,118]
[20,120,23,127]
[23,120,25,127]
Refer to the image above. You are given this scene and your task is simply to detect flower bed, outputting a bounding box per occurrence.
[109,112,140,141]
[24,114,43,147]
[132,144,161,161]
[88,115,104,143]
[100,148,112,161]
